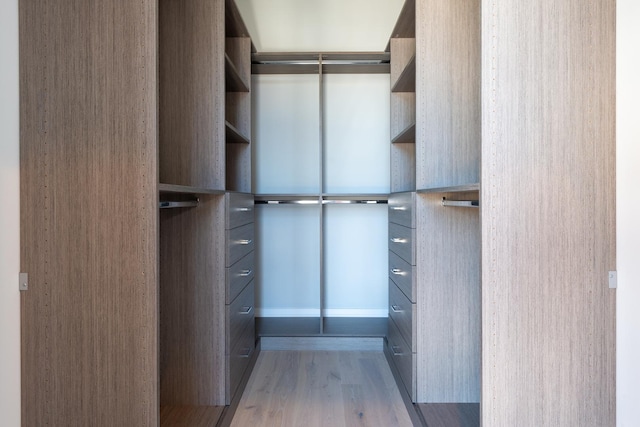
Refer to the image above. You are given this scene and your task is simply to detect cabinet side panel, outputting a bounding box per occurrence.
[415,193,481,402]
[416,0,480,189]
[160,196,226,406]
[19,0,158,425]
[159,0,225,189]
[481,0,616,425]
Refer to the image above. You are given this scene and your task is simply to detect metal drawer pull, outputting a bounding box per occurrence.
[236,207,251,212]
[392,346,403,356]
[236,239,252,245]
[391,305,403,313]
[390,237,407,243]
[391,206,407,211]
[239,348,252,358]
[239,269,252,277]
[239,306,253,315]
[391,268,404,275]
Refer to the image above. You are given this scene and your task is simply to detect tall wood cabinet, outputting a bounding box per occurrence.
[385,0,615,425]
[20,0,255,425]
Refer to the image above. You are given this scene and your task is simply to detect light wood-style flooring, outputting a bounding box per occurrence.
[230,350,414,427]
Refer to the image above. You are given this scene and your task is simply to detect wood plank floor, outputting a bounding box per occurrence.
[230,350,414,427]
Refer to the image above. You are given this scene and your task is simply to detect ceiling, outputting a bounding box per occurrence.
[234,0,405,52]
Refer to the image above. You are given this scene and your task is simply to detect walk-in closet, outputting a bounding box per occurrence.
[19,0,616,425]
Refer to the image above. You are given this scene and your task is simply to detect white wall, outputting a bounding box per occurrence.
[0,0,21,425]
[616,1,640,425]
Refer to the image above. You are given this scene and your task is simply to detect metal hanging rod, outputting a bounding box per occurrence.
[159,199,199,209]
[252,52,390,75]
[441,198,479,208]
[252,52,390,64]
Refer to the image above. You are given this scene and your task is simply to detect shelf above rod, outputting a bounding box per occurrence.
[159,199,199,209]
[442,198,479,208]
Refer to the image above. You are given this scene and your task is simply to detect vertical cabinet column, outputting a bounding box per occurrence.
[224,192,256,404]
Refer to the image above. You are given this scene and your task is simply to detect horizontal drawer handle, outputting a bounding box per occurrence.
[236,207,252,212]
[391,345,403,356]
[239,306,253,315]
[391,206,407,211]
[390,237,407,243]
[238,269,252,277]
[390,305,403,313]
[236,239,252,245]
[391,268,405,275]
[239,348,252,358]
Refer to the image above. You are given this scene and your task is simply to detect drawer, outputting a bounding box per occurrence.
[389,280,415,352]
[226,251,254,304]
[387,317,416,401]
[389,250,415,303]
[227,320,256,404]
[227,281,254,351]
[389,192,415,228]
[226,192,254,230]
[389,222,415,265]
[226,222,254,267]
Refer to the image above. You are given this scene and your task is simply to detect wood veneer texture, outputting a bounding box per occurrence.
[159,0,225,189]
[415,192,481,403]
[160,195,226,406]
[416,0,480,189]
[19,0,158,425]
[481,0,616,425]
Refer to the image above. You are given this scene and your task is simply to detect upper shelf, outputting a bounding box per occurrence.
[391,54,415,92]
[225,121,250,144]
[225,54,250,92]
[417,183,480,194]
[391,122,415,144]
[159,183,226,195]
[386,0,415,51]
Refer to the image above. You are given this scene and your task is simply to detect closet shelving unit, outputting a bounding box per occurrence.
[158,0,256,424]
[252,54,391,341]
[386,0,481,423]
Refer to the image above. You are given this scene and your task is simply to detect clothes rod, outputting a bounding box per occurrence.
[159,199,199,209]
[255,199,387,205]
[441,198,479,208]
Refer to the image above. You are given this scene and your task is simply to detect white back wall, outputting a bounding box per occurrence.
[617,1,640,425]
[0,0,21,425]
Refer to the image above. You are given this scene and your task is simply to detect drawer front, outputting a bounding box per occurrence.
[227,320,256,404]
[226,222,254,267]
[389,280,415,352]
[226,192,254,230]
[227,281,255,350]
[389,222,415,265]
[226,251,254,304]
[389,250,415,303]
[389,192,415,228]
[387,317,415,401]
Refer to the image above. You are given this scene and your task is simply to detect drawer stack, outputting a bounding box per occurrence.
[387,192,417,401]
[225,192,256,404]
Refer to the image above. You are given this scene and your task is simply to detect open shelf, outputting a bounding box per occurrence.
[391,54,416,93]
[225,120,250,144]
[392,122,416,144]
[417,183,480,194]
[159,183,226,195]
[225,54,250,92]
